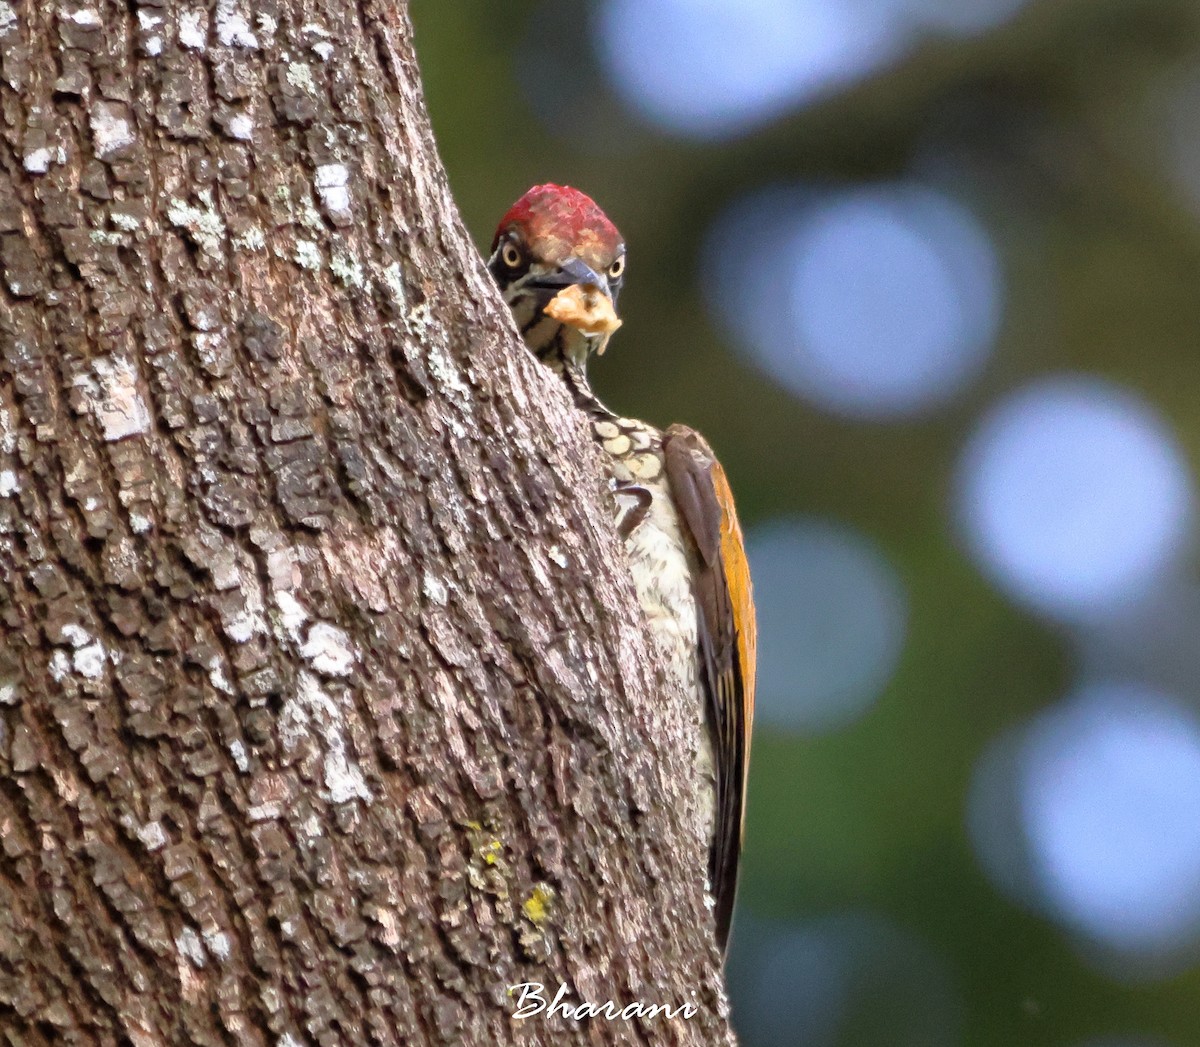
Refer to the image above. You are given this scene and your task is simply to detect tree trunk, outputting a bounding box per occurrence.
[0,1,735,1045]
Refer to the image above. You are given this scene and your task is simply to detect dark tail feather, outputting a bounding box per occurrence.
[711,843,740,956]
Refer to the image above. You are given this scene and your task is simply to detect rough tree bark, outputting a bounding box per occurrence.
[0,1,736,1045]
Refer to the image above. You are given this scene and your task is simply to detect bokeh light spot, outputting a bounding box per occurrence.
[593,0,1030,139]
[708,184,1002,419]
[1019,683,1200,957]
[748,517,907,734]
[593,0,900,138]
[956,376,1194,620]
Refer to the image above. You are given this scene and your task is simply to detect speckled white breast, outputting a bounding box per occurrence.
[592,416,717,849]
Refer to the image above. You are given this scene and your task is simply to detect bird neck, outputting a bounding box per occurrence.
[536,325,618,421]
[561,357,617,422]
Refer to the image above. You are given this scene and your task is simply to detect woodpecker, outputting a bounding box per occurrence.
[488,184,756,954]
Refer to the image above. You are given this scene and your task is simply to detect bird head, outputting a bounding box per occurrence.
[489,184,626,369]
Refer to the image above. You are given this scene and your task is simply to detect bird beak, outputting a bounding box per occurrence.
[525,256,611,299]
[523,257,621,355]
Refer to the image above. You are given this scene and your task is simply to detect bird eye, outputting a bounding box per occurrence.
[608,255,625,280]
[501,241,523,269]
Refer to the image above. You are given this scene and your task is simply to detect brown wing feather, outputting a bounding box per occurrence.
[663,424,756,955]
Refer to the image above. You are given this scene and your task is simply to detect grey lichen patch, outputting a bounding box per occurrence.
[406,300,433,341]
[425,344,471,401]
[296,192,324,232]
[209,664,233,695]
[314,164,351,223]
[61,7,100,28]
[72,641,106,678]
[266,545,298,592]
[277,61,320,125]
[167,196,226,256]
[137,8,164,55]
[224,112,253,141]
[202,927,231,960]
[300,622,355,677]
[280,672,372,804]
[110,210,142,233]
[422,572,448,607]
[222,603,264,644]
[380,262,407,308]
[329,252,362,288]
[215,0,257,48]
[273,591,308,644]
[49,650,71,682]
[300,22,333,61]
[293,239,321,271]
[0,3,16,35]
[136,820,168,851]
[178,8,207,50]
[58,6,102,51]
[0,407,14,454]
[194,332,233,377]
[175,925,208,968]
[89,100,136,160]
[23,148,52,174]
[232,224,265,251]
[204,553,268,642]
[285,61,316,94]
[228,738,249,772]
[78,355,152,442]
[183,290,223,332]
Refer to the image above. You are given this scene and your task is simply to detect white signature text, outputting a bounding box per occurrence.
[508,981,699,1022]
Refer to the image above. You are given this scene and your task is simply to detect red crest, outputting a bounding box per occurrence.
[492,184,623,262]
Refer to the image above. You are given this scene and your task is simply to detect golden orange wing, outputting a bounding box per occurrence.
[710,454,757,751]
[663,424,756,955]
